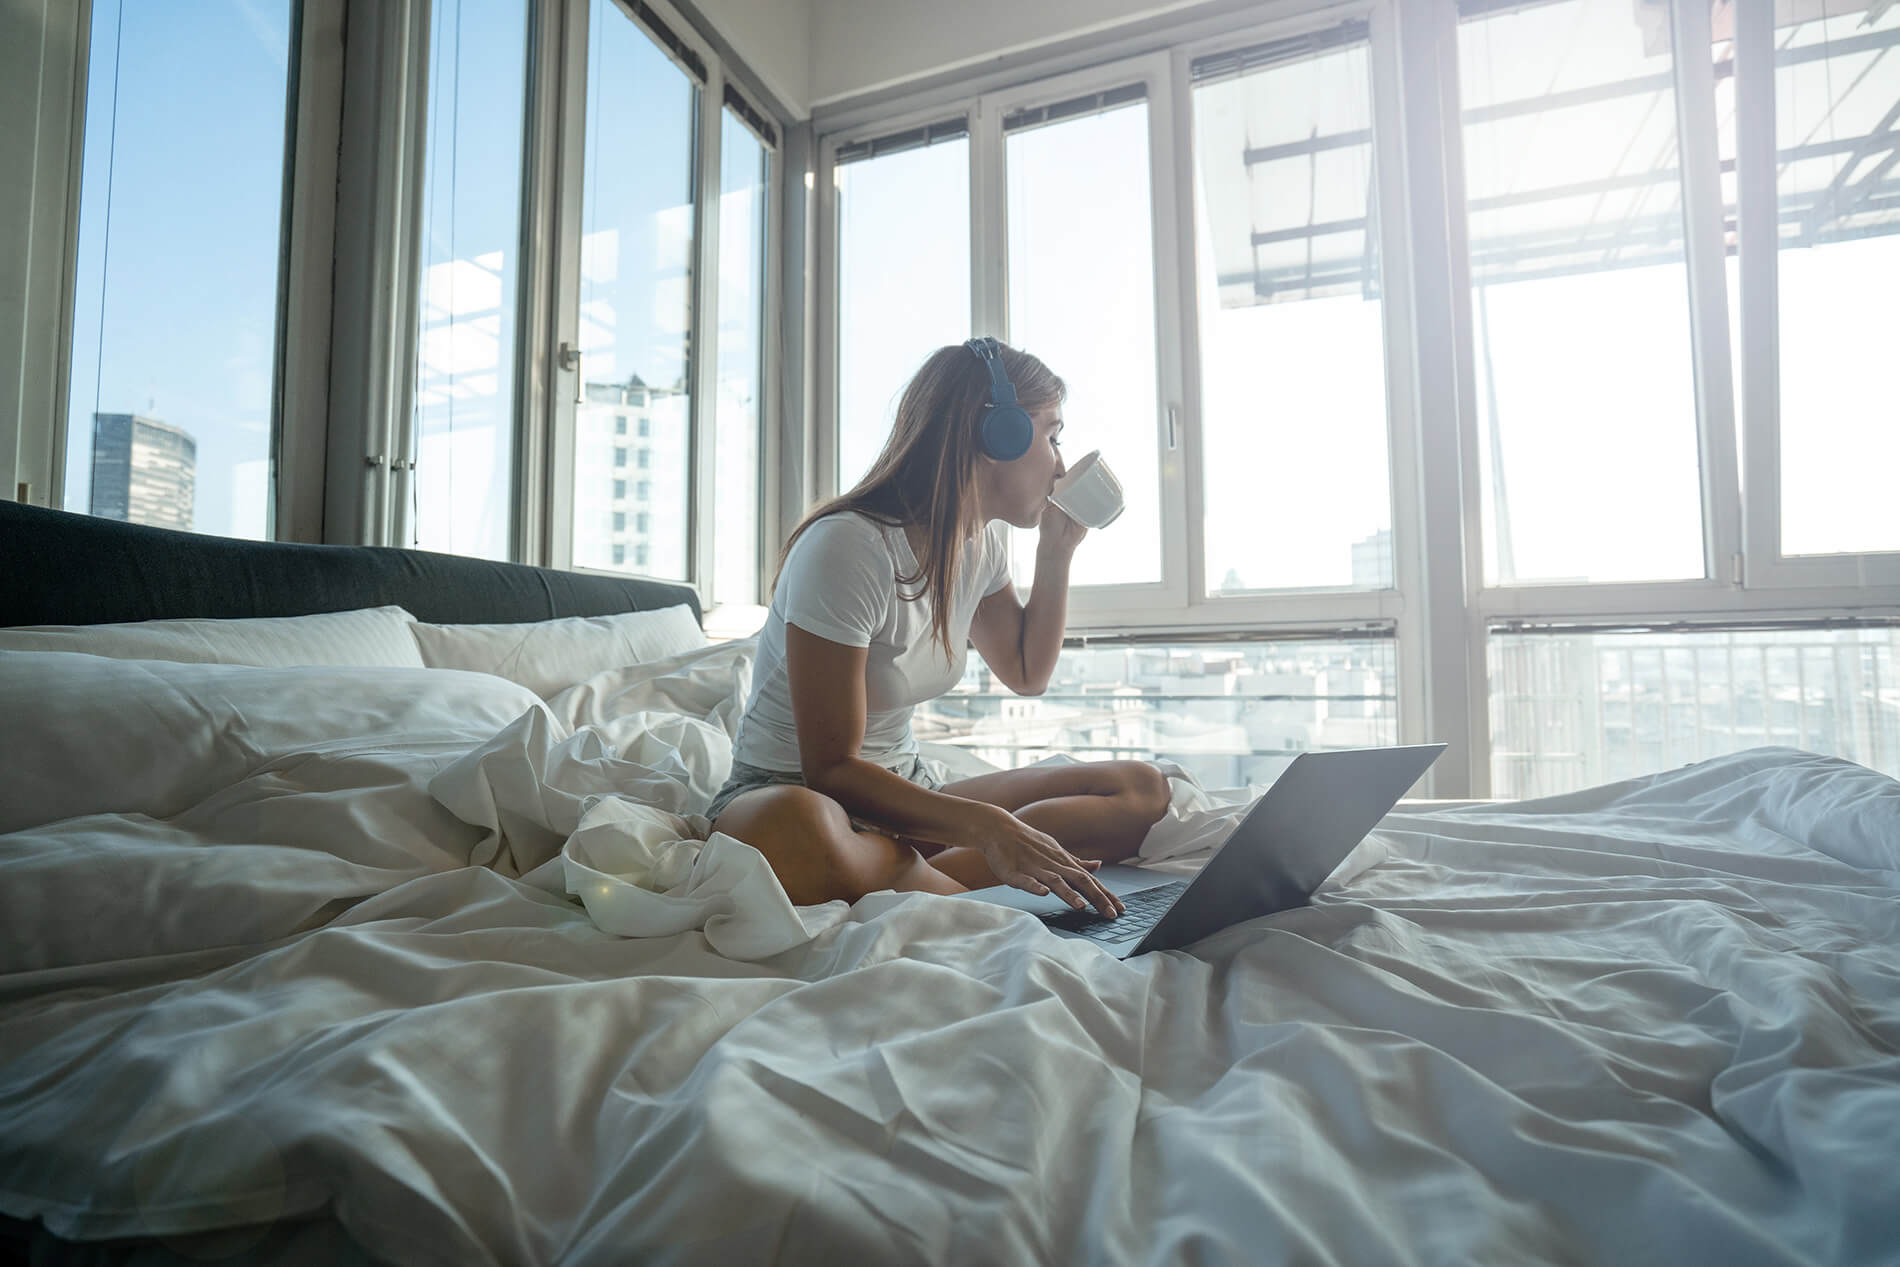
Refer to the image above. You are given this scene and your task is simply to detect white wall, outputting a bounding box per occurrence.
[807,0,1227,109]
[694,0,815,116]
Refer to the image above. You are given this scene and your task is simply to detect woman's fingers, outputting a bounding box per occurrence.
[1007,865,1122,918]
[1044,860,1123,917]
[1076,870,1124,918]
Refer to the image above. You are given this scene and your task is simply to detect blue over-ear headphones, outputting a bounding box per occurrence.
[964,336,1035,462]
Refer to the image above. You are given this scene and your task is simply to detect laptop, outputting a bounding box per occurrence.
[954,744,1446,958]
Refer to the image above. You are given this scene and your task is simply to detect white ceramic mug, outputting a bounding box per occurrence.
[1047,449,1125,530]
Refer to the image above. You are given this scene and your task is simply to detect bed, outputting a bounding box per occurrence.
[2,500,1897,1266]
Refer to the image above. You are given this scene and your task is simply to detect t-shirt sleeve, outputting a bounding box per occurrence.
[983,522,1014,596]
[776,514,893,648]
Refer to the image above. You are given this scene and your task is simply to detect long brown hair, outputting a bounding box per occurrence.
[777,340,1065,660]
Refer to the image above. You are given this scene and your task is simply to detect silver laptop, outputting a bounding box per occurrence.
[955,744,1446,958]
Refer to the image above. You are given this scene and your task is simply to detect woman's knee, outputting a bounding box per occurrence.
[1113,761,1172,824]
[711,784,909,903]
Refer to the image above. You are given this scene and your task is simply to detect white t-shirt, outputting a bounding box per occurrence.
[731,512,1013,772]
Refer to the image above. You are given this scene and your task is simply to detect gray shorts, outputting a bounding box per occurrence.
[706,755,944,830]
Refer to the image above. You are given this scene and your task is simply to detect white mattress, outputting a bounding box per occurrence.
[1,643,1896,1265]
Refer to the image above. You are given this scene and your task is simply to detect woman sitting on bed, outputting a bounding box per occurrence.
[708,339,1169,918]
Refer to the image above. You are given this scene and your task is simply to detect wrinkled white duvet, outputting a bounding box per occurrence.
[1,645,1897,1266]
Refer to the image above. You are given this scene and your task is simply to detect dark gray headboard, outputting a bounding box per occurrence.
[0,501,702,628]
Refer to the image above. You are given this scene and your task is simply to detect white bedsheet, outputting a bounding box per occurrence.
[2,649,1897,1265]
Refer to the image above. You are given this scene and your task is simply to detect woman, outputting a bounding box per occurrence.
[707,339,1171,917]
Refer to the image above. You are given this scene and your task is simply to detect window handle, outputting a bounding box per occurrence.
[559,341,583,405]
[1166,404,1178,451]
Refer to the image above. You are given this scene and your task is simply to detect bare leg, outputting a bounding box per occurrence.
[712,785,965,904]
[929,761,1172,885]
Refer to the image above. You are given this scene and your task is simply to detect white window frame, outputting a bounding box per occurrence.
[1440,0,1900,797]
[816,6,1417,632]
[977,51,1190,621]
[1732,0,1900,595]
[1161,5,1420,634]
[812,98,977,511]
[541,0,782,606]
[1448,0,1898,622]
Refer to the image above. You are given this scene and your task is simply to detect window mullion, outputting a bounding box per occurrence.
[278,0,346,544]
[970,98,1007,342]
[1393,0,1481,798]
[1145,51,1193,615]
[513,0,571,566]
[1733,0,1781,584]
[690,59,723,602]
[1368,0,1429,753]
[1169,44,1209,623]
[326,0,430,547]
[1670,0,1743,592]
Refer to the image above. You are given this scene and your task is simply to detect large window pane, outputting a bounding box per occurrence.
[1005,91,1162,588]
[916,637,1398,789]
[572,0,696,578]
[1768,5,1900,557]
[1490,625,1900,797]
[714,109,767,604]
[1458,0,1707,584]
[834,125,971,491]
[1192,27,1394,593]
[412,0,531,561]
[62,0,295,540]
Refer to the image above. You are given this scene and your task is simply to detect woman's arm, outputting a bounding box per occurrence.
[968,509,1086,696]
[785,620,1117,912]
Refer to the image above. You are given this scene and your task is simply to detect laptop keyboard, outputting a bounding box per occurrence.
[1042,880,1189,943]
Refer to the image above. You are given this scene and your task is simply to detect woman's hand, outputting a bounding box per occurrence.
[1038,503,1088,558]
[957,802,1125,917]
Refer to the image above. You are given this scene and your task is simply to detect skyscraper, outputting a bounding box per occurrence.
[90,413,196,532]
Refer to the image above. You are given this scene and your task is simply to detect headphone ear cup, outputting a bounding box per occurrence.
[981,405,1035,461]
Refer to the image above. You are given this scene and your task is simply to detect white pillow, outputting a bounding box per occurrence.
[0,650,543,835]
[409,604,706,699]
[0,605,425,668]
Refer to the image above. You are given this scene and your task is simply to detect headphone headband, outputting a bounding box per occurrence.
[965,337,1018,407]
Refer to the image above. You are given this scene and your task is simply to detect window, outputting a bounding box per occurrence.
[1759,6,1900,558]
[914,635,1398,788]
[1004,86,1163,589]
[817,2,1898,797]
[1457,0,1707,585]
[409,1,531,562]
[569,0,696,580]
[61,0,298,540]
[1489,624,1900,796]
[1191,24,1394,593]
[713,104,769,605]
[833,120,971,490]
[613,478,626,500]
